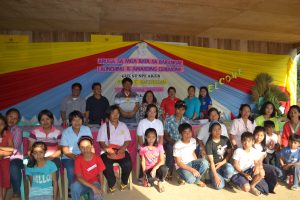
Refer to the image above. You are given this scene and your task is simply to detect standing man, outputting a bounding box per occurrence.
[60,83,86,126]
[86,82,109,125]
[115,78,139,124]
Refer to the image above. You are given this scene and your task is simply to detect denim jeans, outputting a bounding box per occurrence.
[283,165,300,187]
[176,158,209,184]
[209,163,234,189]
[164,143,174,171]
[10,159,24,194]
[71,182,102,200]
[62,159,75,186]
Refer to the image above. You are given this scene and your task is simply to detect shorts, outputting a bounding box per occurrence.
[231,167,254,188]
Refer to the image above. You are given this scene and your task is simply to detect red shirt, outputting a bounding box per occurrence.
[0,131,13,158]
[74,154,106,184]
[0,130,12,147]
[281,121,300,147]
[161,96,179,119]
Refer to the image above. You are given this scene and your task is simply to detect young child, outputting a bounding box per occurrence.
[264,120,280,166]
[253,126,279,193]
[279,134,300,191]
[231,131,265,196]
[174,123,209,186]
[140,128,168,192]
[0,115,14,200]
[206,121,234,190]
[26,141,58,200]
[71,136,105,200]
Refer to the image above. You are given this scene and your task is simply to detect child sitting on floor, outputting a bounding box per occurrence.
[174,123,209,186]
[279,134,300,191]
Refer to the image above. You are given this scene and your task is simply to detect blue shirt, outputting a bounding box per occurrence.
[26,160,57,199]
[280,147,300,164]
[164,115,190,142]
[199,96,212,113]
[184,96,200,119]
[61,125,92,159]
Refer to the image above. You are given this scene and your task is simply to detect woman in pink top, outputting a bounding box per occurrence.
[29,110,62,177]
[281,105,300,147]
[140,128,168,192]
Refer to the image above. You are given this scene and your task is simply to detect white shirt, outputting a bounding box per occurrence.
[230,118,257,148]
[233,147,260,174]
[97,121,131,154]
[137,118,164,143]
[266,133,278,154]
[173,138,197,169]
[197,122,228,145]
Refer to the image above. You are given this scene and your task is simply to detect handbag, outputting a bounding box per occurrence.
[106,122,125,160]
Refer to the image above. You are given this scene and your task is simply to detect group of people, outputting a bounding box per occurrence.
[0,77,299,200]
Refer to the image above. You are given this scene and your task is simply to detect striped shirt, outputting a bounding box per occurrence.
[30,126,62,157]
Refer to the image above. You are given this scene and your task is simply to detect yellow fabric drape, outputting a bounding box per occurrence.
[148,41,296,105]
[0,41,137,74]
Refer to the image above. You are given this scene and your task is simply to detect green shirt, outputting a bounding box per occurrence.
[255,115,279,132]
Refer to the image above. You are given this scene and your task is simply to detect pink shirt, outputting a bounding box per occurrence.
[30,126,62,157]
[140,144,164,170]
[281,121,300,147]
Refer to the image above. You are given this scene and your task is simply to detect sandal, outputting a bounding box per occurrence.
[108,186,116,193]
[120,183,128,191]
[158,182,165,193]
[195,181,206,187]
[250,188,261,196]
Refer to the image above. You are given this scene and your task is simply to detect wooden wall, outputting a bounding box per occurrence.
[0,30,296,55]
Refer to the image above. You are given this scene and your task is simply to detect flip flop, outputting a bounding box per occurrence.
[195,181,206,187]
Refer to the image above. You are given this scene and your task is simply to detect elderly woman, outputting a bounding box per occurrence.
[97,105,132,193]
[61,110,92,195]
[29,109,62,178]
[138,90,162,121]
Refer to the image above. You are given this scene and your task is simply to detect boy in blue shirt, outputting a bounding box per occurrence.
[280,134,300,191]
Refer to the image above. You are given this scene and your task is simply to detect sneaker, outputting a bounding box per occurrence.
[291,185,298,191]
[178,178,185,185]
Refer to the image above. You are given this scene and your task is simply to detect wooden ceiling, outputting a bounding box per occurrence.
[1,0,300,43]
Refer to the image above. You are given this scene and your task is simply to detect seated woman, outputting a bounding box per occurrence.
[230,104,256,148]
[137,104,164,147]
[29,110,62,178]
[138,90,162,121]
[281,105,300,147]
[71,136,105,200]
[255,101,280,135]
[97,105,132,193]
[61,110,92,194]
[0,115,14,200]
[6,108,23,199]
[197,107,228,157]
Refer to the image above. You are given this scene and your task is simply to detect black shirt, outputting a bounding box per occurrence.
[206,135,232,164]
[86,95,109,124]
